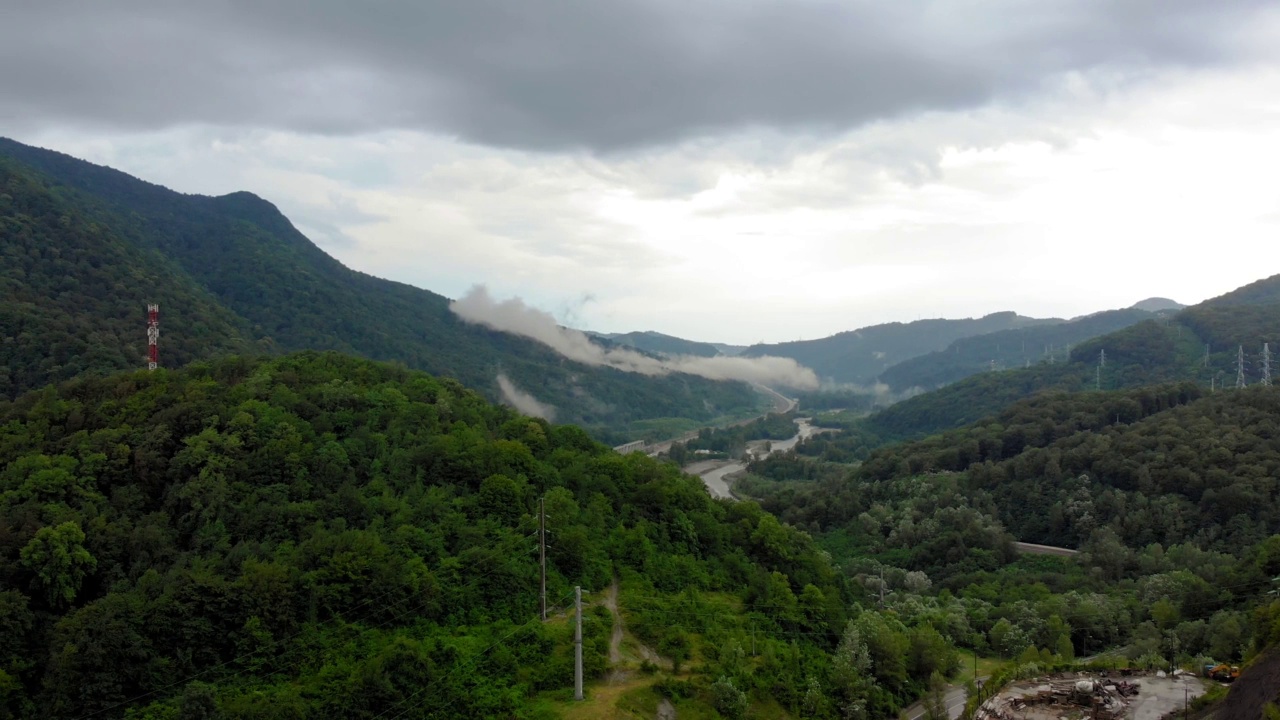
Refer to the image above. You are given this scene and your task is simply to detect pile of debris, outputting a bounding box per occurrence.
[975,673,1142,720]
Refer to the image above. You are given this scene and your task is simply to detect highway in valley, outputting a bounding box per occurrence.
[688,415,822,499]
[638,384,798,458]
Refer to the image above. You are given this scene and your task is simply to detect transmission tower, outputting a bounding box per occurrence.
[1204,344,1210,369]
[146,304,159,370]
[1236,345,1247,389]
[1263,343,1273,387]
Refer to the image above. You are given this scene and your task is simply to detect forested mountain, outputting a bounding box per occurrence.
[789,383,1280,551]
[0,353,955,719]
[0,159,261,396]
[0,138,762,441]
[825,278,1280,449]
[592,330,721,358]
[878,308,1158,393]
[744,380,1280,683]
[741,312,1058,385]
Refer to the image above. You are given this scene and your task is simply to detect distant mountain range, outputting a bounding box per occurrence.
[740,312,1058,385]
[877,307,1170,393]
[0,137,762,441]
[609,302,1177,392]
[861,275,1280,442]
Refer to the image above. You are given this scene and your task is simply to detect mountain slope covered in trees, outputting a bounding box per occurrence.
[877,308,1159,393]
[0,158,260,398]
[742,312,1057,385]
[0,138,763,441]
[745,382,1280,681]
[1,353,966,719]
[825,280,1280,450]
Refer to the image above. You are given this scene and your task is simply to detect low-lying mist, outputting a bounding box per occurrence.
[496,373,556,420]
[451,286,820,390]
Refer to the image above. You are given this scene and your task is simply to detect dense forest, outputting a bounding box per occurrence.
[0,352,985,719]
[739,384,1280,686]
[0,139,763,442]
[0,159,261,397]
[776,383,1280,552]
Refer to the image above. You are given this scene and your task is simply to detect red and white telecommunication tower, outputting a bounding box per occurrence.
[146,304,159,370]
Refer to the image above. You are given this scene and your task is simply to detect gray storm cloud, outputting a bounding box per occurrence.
[451,286,820,389]
[1,1,1273,151]
[496,373,556,421]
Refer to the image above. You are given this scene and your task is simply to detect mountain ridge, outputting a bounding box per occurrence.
[0,137,763,441]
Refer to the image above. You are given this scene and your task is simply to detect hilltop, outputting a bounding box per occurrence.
[590,330,721,358]
[0,352,959,719]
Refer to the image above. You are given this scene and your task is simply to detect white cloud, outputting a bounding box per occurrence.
[12,63,1280,343]
[450,287,820,389]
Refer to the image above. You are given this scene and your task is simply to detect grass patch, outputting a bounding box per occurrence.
[954,650,1004,684]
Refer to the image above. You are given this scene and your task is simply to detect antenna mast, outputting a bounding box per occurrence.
[1236,345,1247,389]
[1096,349,1105,390]
[146,304,159,370]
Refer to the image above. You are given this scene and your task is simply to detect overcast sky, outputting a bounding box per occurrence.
[4,1,1280,344]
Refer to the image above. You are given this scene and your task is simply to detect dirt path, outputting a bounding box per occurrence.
[604,578,624,664]
[602,578,671,673]
[657,698,677,720]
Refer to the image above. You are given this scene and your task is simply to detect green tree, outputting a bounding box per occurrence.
[712,676,749,720]
[19,522,95,607]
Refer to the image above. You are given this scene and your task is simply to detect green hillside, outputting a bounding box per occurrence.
[820,282,1280,452]
[878,308,1158,392]
[0,159,260,397]
[598,330,721,358]
[0,353,963,719]
[746,382,1280,682]
[0,138,762,441]
[742,312,1058,385]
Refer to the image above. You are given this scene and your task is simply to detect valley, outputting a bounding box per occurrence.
[3,139,1280,720]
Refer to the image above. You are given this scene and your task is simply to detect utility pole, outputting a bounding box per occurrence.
[1237,345,1247,389]
[574,586,583,701]
[539,497,547,621]
[146,304,159,370]
[1263,343,1273,387]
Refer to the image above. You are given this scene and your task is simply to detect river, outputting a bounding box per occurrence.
[689,417,821,499]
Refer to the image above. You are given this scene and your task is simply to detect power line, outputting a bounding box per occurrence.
[1260,343,1273,387]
